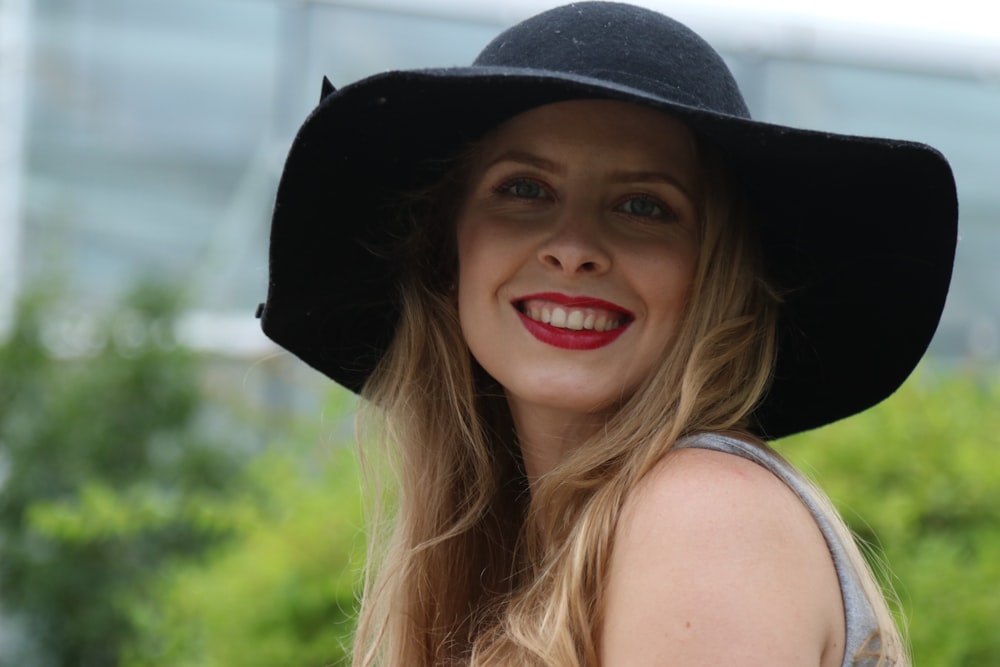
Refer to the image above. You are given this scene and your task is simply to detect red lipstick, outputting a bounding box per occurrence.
[513,292,633,350]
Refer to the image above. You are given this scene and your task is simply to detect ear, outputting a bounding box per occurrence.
[320,76,336,102]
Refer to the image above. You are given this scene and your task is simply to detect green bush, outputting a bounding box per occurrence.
[120,389,363,667]
[0,284,244,667]
[778,368,1000,666]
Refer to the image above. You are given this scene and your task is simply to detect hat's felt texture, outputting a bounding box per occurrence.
[260,1,957,439]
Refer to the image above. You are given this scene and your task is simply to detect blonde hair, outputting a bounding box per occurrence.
[352,133,908,666]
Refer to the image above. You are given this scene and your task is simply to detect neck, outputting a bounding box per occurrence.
[508,400,608,488]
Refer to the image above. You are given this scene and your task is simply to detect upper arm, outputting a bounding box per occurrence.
[599,447,845,666]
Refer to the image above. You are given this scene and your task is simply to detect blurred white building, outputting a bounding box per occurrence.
[6,0,1000,361]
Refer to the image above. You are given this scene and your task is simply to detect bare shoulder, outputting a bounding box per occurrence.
[600,446,846,667]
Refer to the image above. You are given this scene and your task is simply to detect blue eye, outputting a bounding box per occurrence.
[619,195,670,219]
[499,179,546,199]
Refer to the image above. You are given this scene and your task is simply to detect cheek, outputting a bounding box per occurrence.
[455,260,503,385]
[455,222,522,299]
[455,226,483,309]
[455,225,495,338]
[638,243,699,310]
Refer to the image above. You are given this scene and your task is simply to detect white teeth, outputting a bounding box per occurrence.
[520,301,624,332]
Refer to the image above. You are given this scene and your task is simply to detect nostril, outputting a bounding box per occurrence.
[540,249,608,273]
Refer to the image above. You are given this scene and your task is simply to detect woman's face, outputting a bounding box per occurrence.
[456,99,701,419]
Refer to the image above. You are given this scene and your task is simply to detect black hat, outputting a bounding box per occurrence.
[259,1,957,439]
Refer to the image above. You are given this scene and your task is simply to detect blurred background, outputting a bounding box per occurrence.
[1,0,998,665]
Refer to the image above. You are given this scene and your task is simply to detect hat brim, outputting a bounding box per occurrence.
[261,66,958,439]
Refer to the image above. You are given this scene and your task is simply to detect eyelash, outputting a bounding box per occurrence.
[615,194,676,221]
[493,177,678,222]
[495,177,550,200]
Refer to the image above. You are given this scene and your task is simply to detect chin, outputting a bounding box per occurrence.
[507,385,630,416]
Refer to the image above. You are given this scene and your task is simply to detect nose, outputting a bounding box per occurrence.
[537,208,611,276]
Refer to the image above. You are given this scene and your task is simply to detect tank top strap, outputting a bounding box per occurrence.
[674,432,881,667]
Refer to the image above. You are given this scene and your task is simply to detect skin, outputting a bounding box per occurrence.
[602,446,847,667]
[456,99,701,483]
[456,99,846,665]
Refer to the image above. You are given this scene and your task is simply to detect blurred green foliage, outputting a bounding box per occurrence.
[120,389,363,667]
[778,369,1000,666]
[2,283,997,666]
[0,284,245,667]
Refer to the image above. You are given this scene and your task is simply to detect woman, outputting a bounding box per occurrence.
[257,2,957,665]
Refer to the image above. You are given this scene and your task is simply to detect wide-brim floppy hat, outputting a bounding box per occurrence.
[258,1,957,440]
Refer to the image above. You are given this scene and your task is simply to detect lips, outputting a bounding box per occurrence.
[513,293,633,350]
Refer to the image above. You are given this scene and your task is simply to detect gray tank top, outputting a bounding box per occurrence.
[675,433,881,667]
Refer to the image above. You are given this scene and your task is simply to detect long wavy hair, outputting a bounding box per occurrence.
[352,125,908,667]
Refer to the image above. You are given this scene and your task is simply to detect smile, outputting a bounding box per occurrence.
[513,293,633,350]
[519,299,626,332]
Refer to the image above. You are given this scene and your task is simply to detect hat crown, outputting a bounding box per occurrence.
[474,1,750,118]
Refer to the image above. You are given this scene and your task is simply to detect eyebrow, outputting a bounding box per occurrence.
[608,169,693,197]
[485,150,563,174]
[485,149,695,198]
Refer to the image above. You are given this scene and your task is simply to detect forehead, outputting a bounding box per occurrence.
[472,99,701,187]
